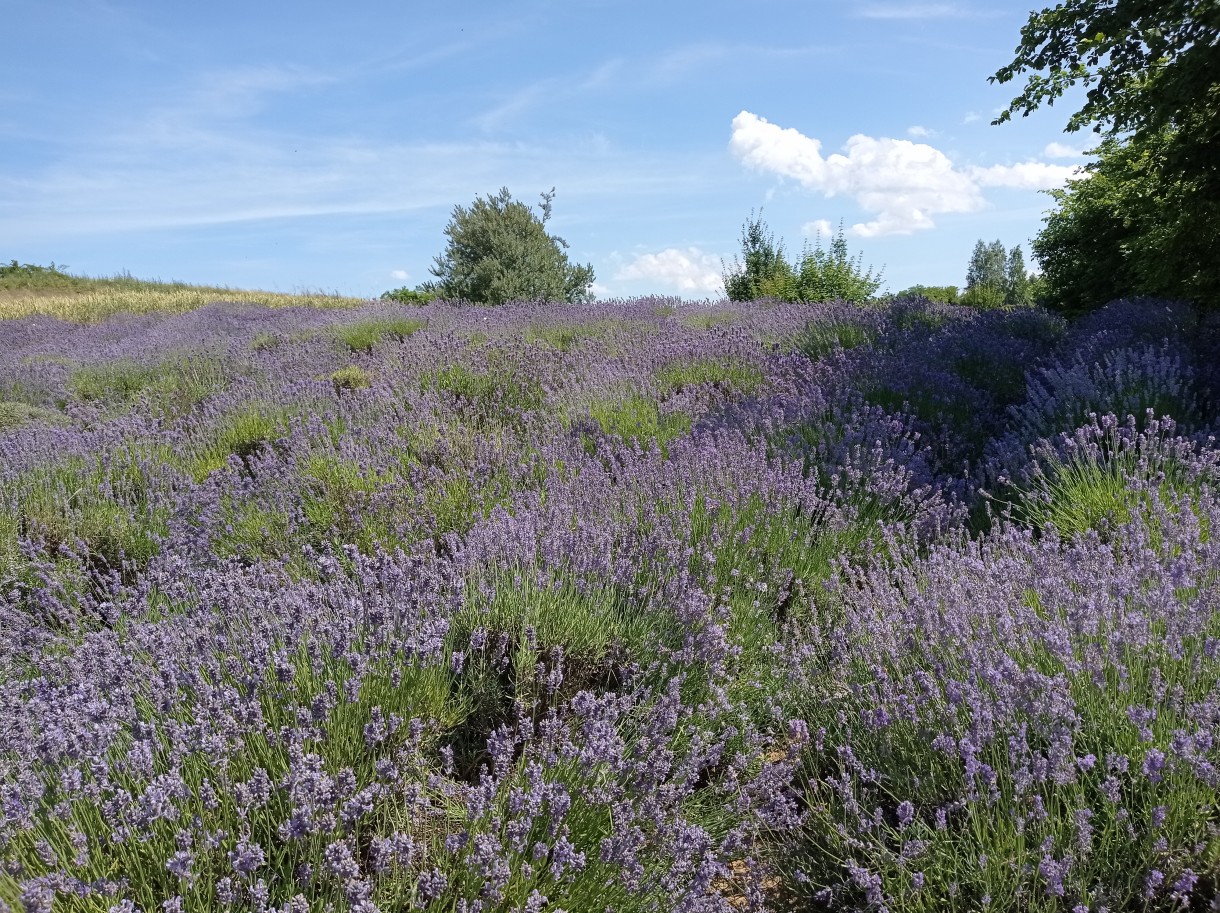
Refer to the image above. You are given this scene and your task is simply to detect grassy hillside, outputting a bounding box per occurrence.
[0,261,364,322]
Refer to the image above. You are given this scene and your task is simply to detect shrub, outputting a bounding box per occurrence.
[380,286,440,305]
[723,213,884,303]
[421,187,595,305]
[329,365,372,392]
[894,285,960,304]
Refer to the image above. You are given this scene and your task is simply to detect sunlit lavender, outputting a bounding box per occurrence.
[1,294,1217,912]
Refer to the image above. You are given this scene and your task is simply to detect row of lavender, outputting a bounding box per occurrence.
[0,295,1218,911]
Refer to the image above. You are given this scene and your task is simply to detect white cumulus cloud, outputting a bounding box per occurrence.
[728,110,1083,237]
[907,125,936,138]
[390,269,410,281]
[615,247,724,294]
[1043,141,1086,159]
[969,161,1085,190]
[802,218,834,237]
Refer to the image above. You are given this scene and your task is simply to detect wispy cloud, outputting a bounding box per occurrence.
[470,42,823,132]
[615,247,724,294]
[0,58,698,244]
[729,110,1084,237]
[906,125,937,138]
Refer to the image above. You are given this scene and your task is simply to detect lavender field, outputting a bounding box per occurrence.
[1,294,1219,912]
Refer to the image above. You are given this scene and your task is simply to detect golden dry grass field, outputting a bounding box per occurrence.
[0,267,365,322]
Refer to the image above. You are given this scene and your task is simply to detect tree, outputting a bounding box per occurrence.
[1005,245,1033,307]
[965,240,1008,295]
[962,240,1034,308]
[1033,127,1220,313]
[990,0,1219,145]
[422,187,595,305]
[991,0,1220,309]
[721,211,797,301]
[722,214,884,303]
[794,221,886,303]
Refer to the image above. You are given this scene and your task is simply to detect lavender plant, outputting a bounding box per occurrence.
[0,292,1216,912]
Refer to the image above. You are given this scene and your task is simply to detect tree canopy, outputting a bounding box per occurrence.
[991,0,1220,311]
[990,0,1220,140]
[422,187,595,306]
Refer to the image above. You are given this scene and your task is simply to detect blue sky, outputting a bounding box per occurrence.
[1,0,1093,299]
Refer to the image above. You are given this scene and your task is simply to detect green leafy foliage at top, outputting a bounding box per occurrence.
[722,213,885,303]
[990,0,1219,140]
[421,187,595,306]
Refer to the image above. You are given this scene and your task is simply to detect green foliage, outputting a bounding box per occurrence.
[329,364,372,391]
[586,394,692,453]
[992,0,1220,311]
[964,240,1034,308]
[330,316,426,352]
[680,310,738,330]
[1033,128,1220,312]
[1005,245,1033,306]
[379,286,440,305]
[188,406,293,481]
[895,285,960,304]
[69,356,229,418]
[0,260,72,282]
[422,187,595,305]
[524,318,645,352]
[652,357,765,395]
[794,317,878,360]
[721,211,798,301]
[966,239,1007,294]
[0,452,169,606]
[959,283,1008,310]
[722,214,884,303]
[990,0,1219,141]
[795,221,886,303]
[421,364,546,425]
[0,401,60,431]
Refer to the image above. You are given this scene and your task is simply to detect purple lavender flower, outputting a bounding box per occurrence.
[228,839,266,876]
[1142,748,1167,783]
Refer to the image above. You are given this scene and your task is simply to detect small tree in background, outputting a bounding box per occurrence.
[421,187,595,305]
[965,240,1007,292]
[723,214,884,303]
[1005,245,1032,307]
[963,239,1032,308]
[795,221,885,303]
[721,211,797,301]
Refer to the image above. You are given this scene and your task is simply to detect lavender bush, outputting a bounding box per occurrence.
[0,294,1216,911]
